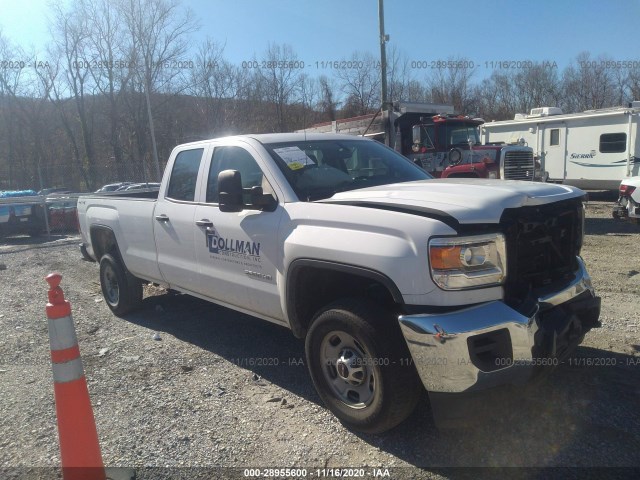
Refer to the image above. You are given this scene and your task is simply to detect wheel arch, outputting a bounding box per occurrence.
[90,225,124,263]
[285,259,404,339]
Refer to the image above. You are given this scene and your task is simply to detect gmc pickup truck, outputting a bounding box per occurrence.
[78,133,601,433]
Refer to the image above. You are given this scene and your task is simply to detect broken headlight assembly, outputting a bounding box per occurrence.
[429,233,507,290]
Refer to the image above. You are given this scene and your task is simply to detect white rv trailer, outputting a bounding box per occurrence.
[480,102,640,190]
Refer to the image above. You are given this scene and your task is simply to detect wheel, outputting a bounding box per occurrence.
[99,253,142,315]
[305,299,422,434]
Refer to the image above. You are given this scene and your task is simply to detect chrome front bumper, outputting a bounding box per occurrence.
[398,257,599,394]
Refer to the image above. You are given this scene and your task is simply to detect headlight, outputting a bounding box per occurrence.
[429,233,507,290]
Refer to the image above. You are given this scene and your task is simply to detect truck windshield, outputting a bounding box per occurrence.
[264,139,431,201]
[439,123,481,147]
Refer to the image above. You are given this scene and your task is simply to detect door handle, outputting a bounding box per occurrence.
[155,214,170,222]
[195,219,213,228]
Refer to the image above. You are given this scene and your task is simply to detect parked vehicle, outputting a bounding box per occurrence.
[298,102,538,181]
[117,182,161,191]
[38,187,72,196]
[613,176,640,223]
[95,182,134,193]
[78,133,601,432]
[481,102,640,190]
[0,190,81,238]
[0,190,46,238]
[47,197,80,232]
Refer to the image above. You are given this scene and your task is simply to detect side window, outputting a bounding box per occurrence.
[166,148,204,202]
[424,126,436,149]
[599,133,627,153]
[206,146,270,203]
[549,129,560,146]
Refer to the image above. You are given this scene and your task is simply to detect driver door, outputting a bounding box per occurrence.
[193,143,285,322]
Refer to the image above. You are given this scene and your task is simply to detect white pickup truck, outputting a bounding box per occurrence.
[78,133,601,433]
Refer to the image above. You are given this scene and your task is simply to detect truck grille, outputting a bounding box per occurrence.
[503,150,535,180]
[500,198,584,306]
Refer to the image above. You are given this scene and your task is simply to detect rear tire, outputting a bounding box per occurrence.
[305,299,422,434]
[99,253,142,315]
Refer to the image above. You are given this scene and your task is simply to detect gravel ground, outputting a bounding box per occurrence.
[0,199,639,479]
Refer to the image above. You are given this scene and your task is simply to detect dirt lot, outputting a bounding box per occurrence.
[1,198,639,479]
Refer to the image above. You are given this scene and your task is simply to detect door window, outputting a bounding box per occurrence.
[166,148,204,202]
[206,146,272,203]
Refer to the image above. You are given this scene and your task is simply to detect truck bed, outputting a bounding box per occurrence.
[78,189,162,282]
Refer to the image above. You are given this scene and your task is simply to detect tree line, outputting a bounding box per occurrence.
[1,0,639,192]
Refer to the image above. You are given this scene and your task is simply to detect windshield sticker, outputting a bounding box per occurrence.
[273,146,316,170]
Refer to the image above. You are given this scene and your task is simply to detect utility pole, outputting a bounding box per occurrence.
[378,0,389,112]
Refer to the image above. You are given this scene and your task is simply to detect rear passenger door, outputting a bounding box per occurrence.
[193,143,285,322]
[154,146,208,292]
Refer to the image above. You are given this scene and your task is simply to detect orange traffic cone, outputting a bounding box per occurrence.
[45,273,106,480]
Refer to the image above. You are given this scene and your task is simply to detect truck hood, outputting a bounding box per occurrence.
[322,179,585,225]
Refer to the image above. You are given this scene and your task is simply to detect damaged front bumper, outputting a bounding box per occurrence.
[398,256,601,394]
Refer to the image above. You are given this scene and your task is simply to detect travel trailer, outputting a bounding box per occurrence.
[480,102,640,190]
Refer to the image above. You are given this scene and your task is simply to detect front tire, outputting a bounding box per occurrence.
[305,299,421,434]
[99,253,142,315]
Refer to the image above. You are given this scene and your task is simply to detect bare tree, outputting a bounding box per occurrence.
[119,0,199,180]
[49,2,101,189]
[512,63,561,113]
[36,58,93,189]
[259,43,302,132]
[610,67,631,107]
[79,0,136,180]
[386,45,412,103]
[629,67,640,102]
[562,52,618,112]
[292,73,319,129]
[426,57,477,113]
[0,29,65,190]
[403,79,428,103]
[476,72,514,121]
[0,30,24,189]
[317,75,339,121]
[234,68,271,132]
[190,39,243,137]
[336,52,381,116]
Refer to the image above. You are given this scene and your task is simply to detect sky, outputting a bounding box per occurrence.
[0,0,638,79]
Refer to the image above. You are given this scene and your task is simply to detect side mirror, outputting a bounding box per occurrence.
[218,170,243,212]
